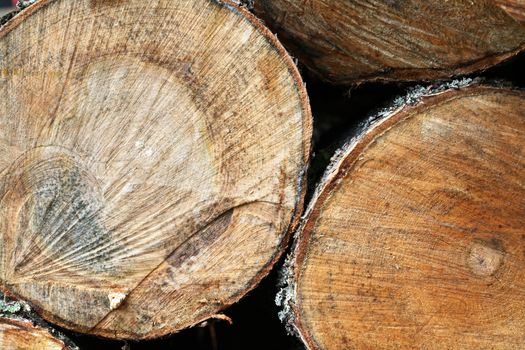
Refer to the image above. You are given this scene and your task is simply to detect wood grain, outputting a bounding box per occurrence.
[0,317,71,350]
[0,0,312,339]
[253,0,525,84]
[496,0,525,20]
[285,86,525,349]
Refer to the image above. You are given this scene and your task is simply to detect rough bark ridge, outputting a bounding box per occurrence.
[253,0,525,84]
[281,83,525,349]
[0,0,312,340]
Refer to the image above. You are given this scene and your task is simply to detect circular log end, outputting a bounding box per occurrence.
[291,86,525,349]
[0,0,311,339]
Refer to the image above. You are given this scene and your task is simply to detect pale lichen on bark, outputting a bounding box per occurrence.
[0,291,31,315]
[16,0,38,10]
[0,0,37,27]
[275,251,299,336]
[229,0,254,9]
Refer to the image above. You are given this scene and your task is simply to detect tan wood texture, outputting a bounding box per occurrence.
[286,86,525,349]
[0,317,70,350]
[253,0,525,84]
[496,0,525,20]
[0,0,312,340]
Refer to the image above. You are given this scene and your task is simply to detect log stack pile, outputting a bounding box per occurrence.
[1,1,523,349]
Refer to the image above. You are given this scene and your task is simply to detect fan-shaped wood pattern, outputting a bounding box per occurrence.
[0,0,311,339]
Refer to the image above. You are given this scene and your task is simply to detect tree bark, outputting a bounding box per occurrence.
[253,0,525,84]
[0,0,311,340]
[279,83,525,349]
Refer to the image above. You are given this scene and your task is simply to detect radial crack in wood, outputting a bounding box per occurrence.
[285,85,525,349]
[253,0,525,84]
[0,0,312,339]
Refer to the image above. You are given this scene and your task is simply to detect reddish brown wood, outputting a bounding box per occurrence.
[254,0,525,84]
[282,85,525,349]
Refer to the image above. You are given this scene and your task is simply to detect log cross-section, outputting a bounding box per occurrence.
[285,85,525,350]
[0,0,312,340]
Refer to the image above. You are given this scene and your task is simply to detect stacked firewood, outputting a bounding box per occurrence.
[1,1,523,349]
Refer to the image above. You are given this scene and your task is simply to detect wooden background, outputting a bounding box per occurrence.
[0,1,523,349]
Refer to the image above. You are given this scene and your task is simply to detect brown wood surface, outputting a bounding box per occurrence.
[0,0,311,340]
[0,317,70,350]
[253,0,525,84]
[286,86,525,349]
[496,0,525,20]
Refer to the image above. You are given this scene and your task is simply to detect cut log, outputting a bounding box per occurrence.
[280,84,525,349]
[0,0,311,340]
[0,292,76,350]
[253,0,525,84]
[0,317,73,350]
